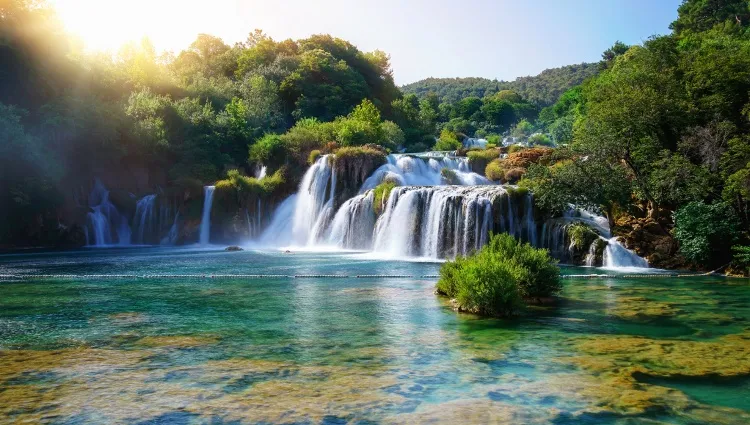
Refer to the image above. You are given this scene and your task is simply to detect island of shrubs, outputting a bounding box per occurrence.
[436,233,561,317]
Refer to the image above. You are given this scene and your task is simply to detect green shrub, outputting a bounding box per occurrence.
[528,133,554,147]
[508,145,525,154]
[434,129,462,151]
[567,222,598,250]
[437,233,561,317]
[249,134,289,171]
[373,180,397,215]
[308,149,321,165]
[467,148,500,163]
[673,201,739,267]
[485,159,505,181]
[731,245,750,276]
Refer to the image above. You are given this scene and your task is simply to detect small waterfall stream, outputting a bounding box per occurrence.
[84,180,131,246]
[604,237,649,268]
[199,186,215,245]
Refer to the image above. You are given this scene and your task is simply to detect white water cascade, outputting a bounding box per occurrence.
[131,195,157,244]
[290,155,336,246]
[372,186,497,258]
[84,180,131,246]
[604,237,649,268]
[199,186,215,245]
[256,150,650,268]
[161,213,180,245]
[360,154,490,191]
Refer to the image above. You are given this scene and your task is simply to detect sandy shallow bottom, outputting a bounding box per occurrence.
[0,247,748,424]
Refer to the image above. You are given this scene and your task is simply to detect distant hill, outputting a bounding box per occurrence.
[401,63,599,107]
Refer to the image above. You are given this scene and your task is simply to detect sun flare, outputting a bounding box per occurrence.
[48,0,241,52]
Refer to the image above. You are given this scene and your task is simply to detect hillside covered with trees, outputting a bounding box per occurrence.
[401,63,599,107]
[516,0,750,272]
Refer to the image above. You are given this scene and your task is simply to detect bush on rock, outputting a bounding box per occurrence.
[436,233,561,317]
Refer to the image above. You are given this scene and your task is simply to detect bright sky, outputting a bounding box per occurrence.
[50,0,682,85]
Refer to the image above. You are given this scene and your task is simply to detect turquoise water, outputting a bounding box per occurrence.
[0,247,749,424]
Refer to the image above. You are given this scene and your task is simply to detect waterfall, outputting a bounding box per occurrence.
[255,165,267,180]
[584,239,599,266]
[360,154,490,191]
[259,195,298,246]
[290,155,335,246]
[256,150,650,267]
[372,186,502,259]
[199,186,215,245]
[131,195,157,245]
[84,180,131,247]
[161,213,180,245]
[326,191,376,249]
[604,237,649,268]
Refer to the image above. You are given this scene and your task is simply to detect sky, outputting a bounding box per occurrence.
[49,0,683,85]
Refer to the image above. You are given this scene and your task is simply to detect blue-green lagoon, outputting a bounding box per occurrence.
[1,247,749,424]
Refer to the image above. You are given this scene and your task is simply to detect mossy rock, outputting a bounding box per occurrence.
[372,180,397,215]
[440,168,461,185]
[332,146,387,210]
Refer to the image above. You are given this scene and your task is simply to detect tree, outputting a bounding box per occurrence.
[673,201,739,267]
[481,98,515,130]
[599,41,630,70]
[670,0,750,36]
[434,129,461,151]
[574,41,688,218]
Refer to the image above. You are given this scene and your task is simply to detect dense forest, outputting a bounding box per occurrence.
[2,0,750,274]
[518,0,750,272]
[0,0,578,247]
[401,63,599,106]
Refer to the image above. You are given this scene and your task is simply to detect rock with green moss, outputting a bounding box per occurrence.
[466,148,501,175]
[440,168,461,185]
[372,180,397,215]
[565,222,606,265]
[332,146,387,210]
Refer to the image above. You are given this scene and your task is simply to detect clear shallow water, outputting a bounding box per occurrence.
[0,247,749,424]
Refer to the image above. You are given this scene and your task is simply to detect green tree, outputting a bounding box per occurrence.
[673,201,739,267]
[434,129,461,151]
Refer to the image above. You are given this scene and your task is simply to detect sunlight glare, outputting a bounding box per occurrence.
[49,0,242,52]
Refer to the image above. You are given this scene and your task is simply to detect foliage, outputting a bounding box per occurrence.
[673,201,739,267]
[249,134,289,172]
[436,233,561,317]
[528,133,554,147]
[373,180,397,215]
[402,63,599,106]
[567,222,599,250]
[485,159,505,181]
[434,129,462,151]
[731,245,750,275]
[308,149,321,165]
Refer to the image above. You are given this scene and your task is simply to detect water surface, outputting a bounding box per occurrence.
[1,247,748,424]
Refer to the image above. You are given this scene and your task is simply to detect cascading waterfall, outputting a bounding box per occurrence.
[199,186,215,245]
[290,155,335,246]
[131,195,157,245]
[326,191,376,249]
[373,186,499,258]
[360,154,490,191]
[604,237,649,268]
[259,195,298,247]
[584,240,599,267]
[256,150,649,267]
[84,180,131,246]
[161,213,180,245]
